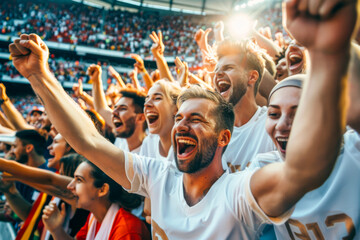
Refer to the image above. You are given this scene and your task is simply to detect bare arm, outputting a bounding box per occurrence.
[2,183,32,221]
[0,111,15,130]
[9,34,131,189]
[89,65,115,128]
[250,0,357,217]
[0,84,33,130]
[250,28,282,59]
[131,54,154,90]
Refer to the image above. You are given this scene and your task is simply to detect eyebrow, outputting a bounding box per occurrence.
[74,175,85,181]
[268,105,298,109]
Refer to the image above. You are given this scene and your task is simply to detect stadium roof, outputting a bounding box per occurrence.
[77,0,279,15]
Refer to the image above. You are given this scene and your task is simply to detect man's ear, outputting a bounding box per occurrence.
[98,183,110,198]
[25,144,34,154]
[247,70,259,87]
[217,129,231,147]
[136,113,146,124]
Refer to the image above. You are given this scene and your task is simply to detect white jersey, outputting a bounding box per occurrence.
[222,106,275,172]
[139,134,175,164]
[114,137,141,154]
[250,130,360,240]
[123,152,292,240]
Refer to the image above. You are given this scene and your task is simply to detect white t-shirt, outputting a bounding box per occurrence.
[114,137,141,154]
[222,106,275,172]
[249,130,360,239]
[139,134,175,164]
[124,152,291,240]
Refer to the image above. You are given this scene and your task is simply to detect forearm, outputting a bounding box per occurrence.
[92,80,115,128]
[4,188,32,221]
[0,111,15,130]
[252,31,282,59]
[140,70,153,90]
[79,92,94,110]
[258,70,276,99]
[131,76,141,91]
[286,51,349,191]
[1,100,33,130]
[27,70,129,188]
[0,124,15,134]
[189,73,214,91]
[50,227,74,240]
[155,56,175,82]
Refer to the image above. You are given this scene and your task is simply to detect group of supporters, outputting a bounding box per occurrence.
[0,0,359,239]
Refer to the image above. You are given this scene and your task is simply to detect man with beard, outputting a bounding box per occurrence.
[88,64,147,153]
[8,0,356,238]
[0,130,53,223]
[214,40,275,172]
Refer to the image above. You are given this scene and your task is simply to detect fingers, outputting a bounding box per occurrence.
[158,31,163,43]
[60,202,66,216]
[14,39,31,55]
[309,0,324,15]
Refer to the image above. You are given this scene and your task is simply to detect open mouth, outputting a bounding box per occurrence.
[113,119,123,128]
[288,52,303,72]
[176,137,197,159]
[146,113,159,124]
[276,137,288,153]
[216,79,231,95]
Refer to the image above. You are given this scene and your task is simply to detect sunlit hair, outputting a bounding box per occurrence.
[152,79,182,105]
[60,153,85,177]
[177,85,234,134]
[217,39,266,95]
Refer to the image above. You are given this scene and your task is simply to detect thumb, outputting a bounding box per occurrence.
[19,39,43,56]
[60,202,66,217]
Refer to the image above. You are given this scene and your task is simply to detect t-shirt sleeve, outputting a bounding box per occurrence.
[123,152,169,198]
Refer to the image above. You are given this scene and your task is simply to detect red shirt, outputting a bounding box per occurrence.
[76,208,150,240]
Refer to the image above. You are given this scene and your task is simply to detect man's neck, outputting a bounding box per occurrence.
[233,94,258,127]
[27,155,46,168]
[126,128,147,152]
[182,149,224,206]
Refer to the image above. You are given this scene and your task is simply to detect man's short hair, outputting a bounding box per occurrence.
[15,130,46,156]
[119,89,146,114]
[217,39,266,95]
[177,86,235,135]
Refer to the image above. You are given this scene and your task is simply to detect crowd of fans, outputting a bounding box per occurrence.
[0,0,359,240]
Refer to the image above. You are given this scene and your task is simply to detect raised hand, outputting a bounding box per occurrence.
[0,83,9,101]
[201,47,217,73]
[42,202,66,233]
[87,64,102,83]
[108,66,126,88]
[130,54,146,73]
[285,0,358,54]
[194,28,212,52]
[72,79,83,98]
[175,57,189,88]
[213,21,224,42]
[9,34,49,79]
[149,31,165,59]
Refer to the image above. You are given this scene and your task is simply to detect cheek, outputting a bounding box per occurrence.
[265,119,276,139]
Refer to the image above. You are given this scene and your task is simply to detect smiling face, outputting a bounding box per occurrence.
[172,98,220,173]
[266,87,301,159]
[67,162,101,210]
[112,97,137,138]
[285,40,307,76]
[214,54,248,106]
[144,84,177,137]
[276,58,288,81]
[47,134,70,169]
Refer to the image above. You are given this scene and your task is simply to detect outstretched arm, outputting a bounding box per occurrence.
[8,34,131,189]
[131,54,153,90]
[251,0,358,217]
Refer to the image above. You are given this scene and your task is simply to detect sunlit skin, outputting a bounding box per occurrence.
[11,138,28,164]
[47,133,71,169]
[266,87,301,159]
[144,84,177,156]
[285,40,307,76]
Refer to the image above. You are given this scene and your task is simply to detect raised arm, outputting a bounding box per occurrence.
[73,79,94,110]
[8,34,131,189]
[0,110,15,130]
[250,0,358,217]
[131,54,153,90]
[0,83,33,130]
[149,31,175,82]
[89,64,115,128]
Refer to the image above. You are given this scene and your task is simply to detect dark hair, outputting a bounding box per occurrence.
[15,130,46,155]
[177,86,234,152]
[85,160,142,210]
[60,153,85,177]
[85,109,105,134]
[217,39,265,96]
[119,89,148,131]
